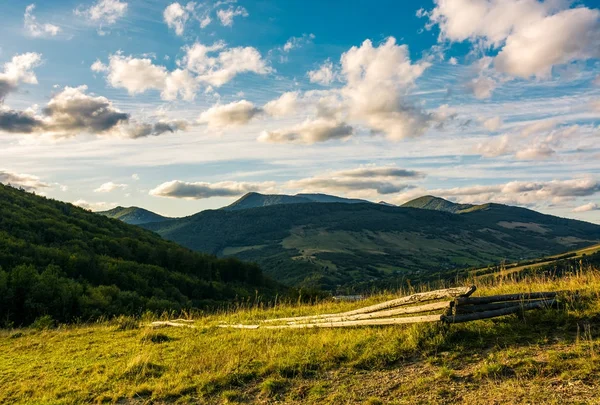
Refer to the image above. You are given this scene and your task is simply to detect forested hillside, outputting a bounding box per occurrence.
[0,184,277,326]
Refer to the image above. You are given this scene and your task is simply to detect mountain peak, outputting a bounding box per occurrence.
[97,206,169,225]
[224,192,371,211]
[401,195,475,214]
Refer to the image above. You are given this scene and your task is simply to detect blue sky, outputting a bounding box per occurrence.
[0,0,599,222]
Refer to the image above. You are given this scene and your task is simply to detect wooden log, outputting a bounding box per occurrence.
[442,299,556,324]
[454,299,556,315]
[220,314,442,329]
[150,321,196,328]
[261,286,476,323]
[455,291,563,306]
[288,301,451,324]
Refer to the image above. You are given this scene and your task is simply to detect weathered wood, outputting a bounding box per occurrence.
[150,321,196,328]
[455,291,562,306]
[221,314,442,329]
[442,299,556,323]
[261,286,476,323]
[454,299,556,315]
[288,301,451,324]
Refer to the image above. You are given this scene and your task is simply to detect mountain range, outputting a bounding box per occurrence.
[112,192,600,291]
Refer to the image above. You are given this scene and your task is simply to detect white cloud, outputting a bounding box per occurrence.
[216,6,248,26]
[482,116,503,131]
[198,100,262,128]
[75,0,127,26]
[420,178,600,207]
[263,91,299,117]
[283,33,315,52]
[287,165,423,196]
[132,173,140,181]
[469,75,496,99]
[24,4,61,37]
[72,199,114,211]
[0,169,49,191]
[308,60,336,85]
[182,42,272,87]
[163,2,196,36]
[573,202,599,213]
[448,57,458,65]
[93,53,198,101]
[258,118,353,145]
[94,181,127,193]
[340,37,432,140]
[0,52,42,101]
[520,119,557,137]
[515,145,556,160]
[427,1,600,79]
[101,54,168,95]
[474,135,512,157]
[199,14,212,28]
[150,180,273,199]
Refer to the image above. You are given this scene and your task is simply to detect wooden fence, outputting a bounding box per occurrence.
[217,286,563,330]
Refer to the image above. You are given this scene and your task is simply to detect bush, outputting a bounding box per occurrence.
[31,315,55,330]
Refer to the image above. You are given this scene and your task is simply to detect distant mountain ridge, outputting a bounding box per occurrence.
[142,196,600,290]
[223,192,370,211]
[97,206,170,225]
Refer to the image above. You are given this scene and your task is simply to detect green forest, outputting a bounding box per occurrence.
[0,184,277,327]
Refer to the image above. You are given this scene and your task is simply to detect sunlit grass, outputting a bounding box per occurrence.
[1,267,599,404]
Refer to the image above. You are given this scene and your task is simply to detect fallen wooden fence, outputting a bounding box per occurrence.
[217,286,567,330]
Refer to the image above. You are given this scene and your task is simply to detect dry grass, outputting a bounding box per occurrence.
[0,268,599,404]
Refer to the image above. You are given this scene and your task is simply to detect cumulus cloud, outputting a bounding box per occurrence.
[216,6,248,26]
[520,119,557,137]
[24,4,61,37]
[163,2,195,36]
[183,41,272,87]
[75,0,127,26]
[573,202,599,213]
[482,116,503,131]
[0,85,188,139]
[263,92,299,117]
[258,118,353,145]
[287,165,423,195]
[426,0,600,79]
[308,60,336,85]
[340,37,432,140]
[198,100,262,129]
[0,169,49,191]
[421,178,600,207]
[94,181,127,193]
[92,53,199,101]
[0,52,42,101]
[150,180,272,199]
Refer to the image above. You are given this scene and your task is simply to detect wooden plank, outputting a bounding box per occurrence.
[454,299,556,315]
[288,301,451,324]
[442,299,556,324]
[455,291,562,306]
[261,286,476,323]
[220,314,442,329]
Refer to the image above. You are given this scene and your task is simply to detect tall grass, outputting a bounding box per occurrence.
[0,267,598,404]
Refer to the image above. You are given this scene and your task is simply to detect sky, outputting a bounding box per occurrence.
[0,0,599,222]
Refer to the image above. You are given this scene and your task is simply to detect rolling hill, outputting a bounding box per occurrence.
[401,195,478,213]
[142,198,600,291]
[0,184,277,326]
[97,206,170,225]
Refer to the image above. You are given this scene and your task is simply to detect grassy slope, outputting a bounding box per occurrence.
[144,202,600,289]
[2,268,599,404]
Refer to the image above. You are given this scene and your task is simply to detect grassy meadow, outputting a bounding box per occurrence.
[1,267,599,404]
